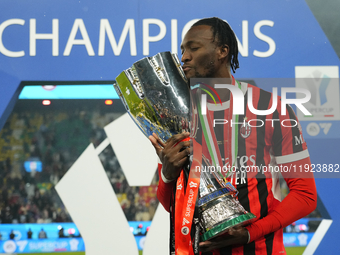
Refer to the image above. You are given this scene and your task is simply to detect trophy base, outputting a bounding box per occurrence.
[200,212,256,242]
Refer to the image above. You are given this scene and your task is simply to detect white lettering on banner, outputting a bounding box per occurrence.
[143,19,166,56]
[181,19,199,41]
[16,240,28,252]
[320,123,332,135]
[98,19,137,56]
[0,18,277,57]
[171,19,178,54]
[30,19,59,56]
[253,20,276,57]
[237,20,249,57]
[64,19,95,56]
[28,240,68,250]
[309,107,334,113]
[0,19,25,57]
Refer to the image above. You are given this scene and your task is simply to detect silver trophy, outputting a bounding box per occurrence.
[198,157,255,241]
[114,51,190,143]
[114,52,255,242]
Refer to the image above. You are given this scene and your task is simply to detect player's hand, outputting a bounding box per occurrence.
[149,132,190,181]
[199,226,249,253]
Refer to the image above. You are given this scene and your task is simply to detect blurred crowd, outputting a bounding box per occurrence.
[0,101,158,225]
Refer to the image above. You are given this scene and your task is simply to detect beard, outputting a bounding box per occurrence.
[193,59,216,78]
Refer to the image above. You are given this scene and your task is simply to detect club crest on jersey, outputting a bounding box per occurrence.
[240,122,251,138]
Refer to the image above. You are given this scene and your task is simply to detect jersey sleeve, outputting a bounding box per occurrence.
[246,103,317,242]
[245,157,317,242]
[157,163,176,212]
[272,103,310,165]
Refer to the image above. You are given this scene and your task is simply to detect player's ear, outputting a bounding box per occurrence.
[218,44,229,61]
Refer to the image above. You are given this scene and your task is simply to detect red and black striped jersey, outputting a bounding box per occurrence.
[156,78,317,255]
[202,79,315,255]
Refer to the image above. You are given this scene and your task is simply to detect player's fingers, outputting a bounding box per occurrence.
[148,135,163,157]
[199,239,225,253]
[176,140,190,151]
[166,132,190,148]
[227,227,236,235]
[174,151,190,168]
[227,226,242,236]
[164,141,190,160]
[178,146,191,158]
[152,133,166,148]
[199,240,212,252]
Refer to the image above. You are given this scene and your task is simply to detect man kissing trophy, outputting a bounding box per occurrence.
[114,51,255,247]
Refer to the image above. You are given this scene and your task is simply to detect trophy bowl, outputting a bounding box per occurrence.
[114,51,190,143]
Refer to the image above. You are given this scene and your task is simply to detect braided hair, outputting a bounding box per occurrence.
[192,17,240,73]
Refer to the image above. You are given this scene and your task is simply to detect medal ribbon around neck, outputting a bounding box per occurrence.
[174,139,201,255]
[193,81,242,191]
[174,80,243,254]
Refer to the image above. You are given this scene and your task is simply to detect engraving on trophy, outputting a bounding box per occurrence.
[148,55,170,85]
[125,67,145,99]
